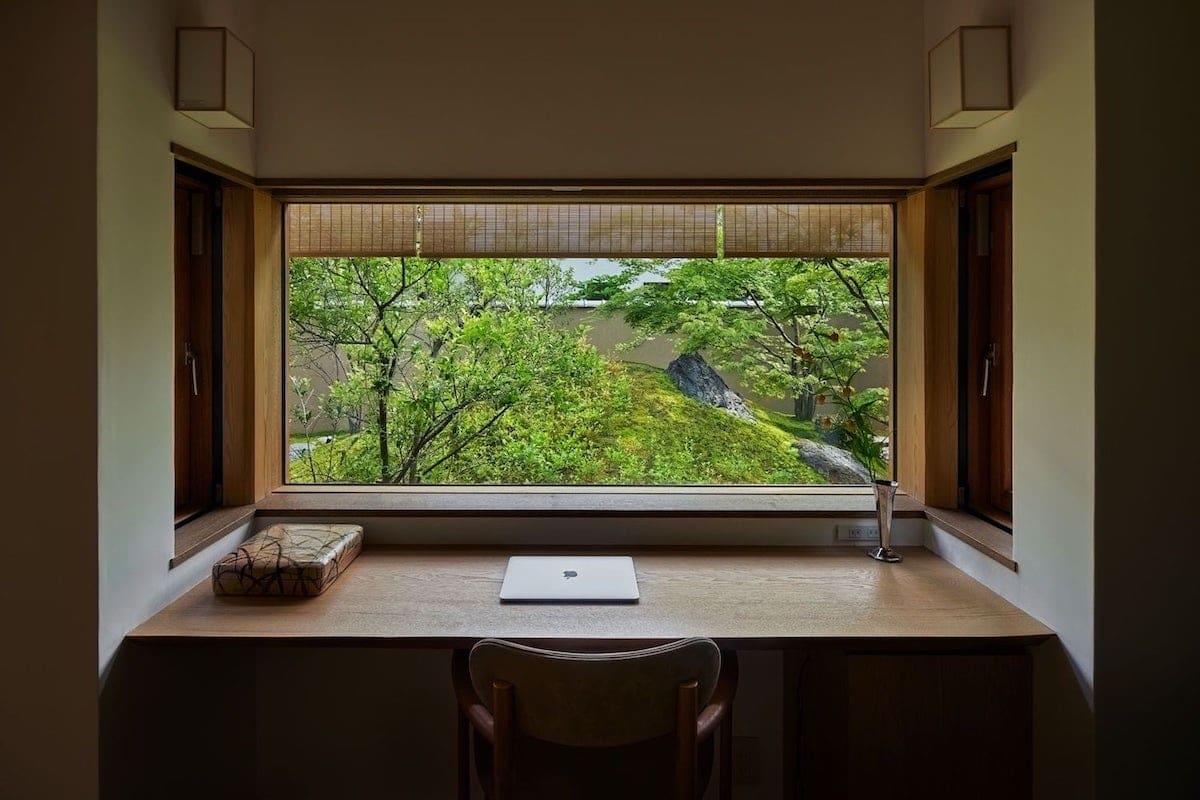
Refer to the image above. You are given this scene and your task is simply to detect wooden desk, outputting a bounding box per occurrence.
[130,546,1051,649]
[128,546,1048,799]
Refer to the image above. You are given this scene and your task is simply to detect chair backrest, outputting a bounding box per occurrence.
[469,638,721,748]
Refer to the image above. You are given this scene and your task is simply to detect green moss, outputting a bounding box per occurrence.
[585,363,825,484]
[290,361,826,485]
[753,407,821,441]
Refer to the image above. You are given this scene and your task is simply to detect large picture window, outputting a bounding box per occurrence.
[285,203,892,487]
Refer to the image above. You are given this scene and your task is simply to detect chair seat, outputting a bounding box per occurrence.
[474,729,715,800]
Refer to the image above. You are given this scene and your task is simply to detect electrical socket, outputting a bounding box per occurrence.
[836,524,880,542]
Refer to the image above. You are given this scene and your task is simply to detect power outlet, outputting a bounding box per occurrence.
[836,524,880,542]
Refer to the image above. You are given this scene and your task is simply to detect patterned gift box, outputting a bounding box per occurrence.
[212,524,363,597]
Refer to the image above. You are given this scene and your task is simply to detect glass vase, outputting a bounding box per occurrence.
[868,479,903,563]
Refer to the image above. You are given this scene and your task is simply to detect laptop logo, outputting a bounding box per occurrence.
[562,570,578,579]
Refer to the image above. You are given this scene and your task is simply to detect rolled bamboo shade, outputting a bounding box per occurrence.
[286,202,893,259]
[723,204,893,257]
[421,204,717,258]
[287,204,418,257]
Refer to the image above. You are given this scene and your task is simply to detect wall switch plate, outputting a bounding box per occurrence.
[836,524,880,542]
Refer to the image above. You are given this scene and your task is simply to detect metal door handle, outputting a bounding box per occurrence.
[981,343,996,397]
[185,342,199,396]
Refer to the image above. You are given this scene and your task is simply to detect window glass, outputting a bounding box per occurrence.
[286,204,892,486]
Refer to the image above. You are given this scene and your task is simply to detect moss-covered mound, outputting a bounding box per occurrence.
[291,361,825,485]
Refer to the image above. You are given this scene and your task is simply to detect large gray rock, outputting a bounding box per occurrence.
[665,353,756,422]
[794,438,872,484]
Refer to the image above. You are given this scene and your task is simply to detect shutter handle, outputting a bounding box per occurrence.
[184,342,200,397]
[981,342,997,397]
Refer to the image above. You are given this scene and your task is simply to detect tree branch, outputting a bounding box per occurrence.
[822,258,889,340]
[419,404,513,478]
[743,287,798,348]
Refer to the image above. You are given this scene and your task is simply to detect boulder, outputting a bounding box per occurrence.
[665,353,756,422]
[793,438,872,484]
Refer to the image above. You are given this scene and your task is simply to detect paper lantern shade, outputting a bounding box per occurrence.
[175,27,254,129]
[929,26,1012,129]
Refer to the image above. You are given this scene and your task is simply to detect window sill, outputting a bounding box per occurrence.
[922,506,1016,572]
[166,493,1014,575]
[257,485,928,517]
[179,490,1008,571]
[171,505,256,569]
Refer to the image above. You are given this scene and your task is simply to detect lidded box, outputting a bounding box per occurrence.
[212,524,363,597]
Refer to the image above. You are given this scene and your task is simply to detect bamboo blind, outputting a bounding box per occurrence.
[287,204,418,257]
[286,203,893,258]
[723,204,893,257]
[421,204,717,258]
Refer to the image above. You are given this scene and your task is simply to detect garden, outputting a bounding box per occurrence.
[287,254,891,485]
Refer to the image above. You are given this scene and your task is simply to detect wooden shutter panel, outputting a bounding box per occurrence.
[286,204,418,257]
[420,204,717,258]
[723,204,892,257]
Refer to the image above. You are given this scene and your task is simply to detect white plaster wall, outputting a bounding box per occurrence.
[252,0,926,179]
[97,0,257,672]
[922,0,1095,693]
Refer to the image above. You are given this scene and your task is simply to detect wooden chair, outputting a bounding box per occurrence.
[452,638,737,800]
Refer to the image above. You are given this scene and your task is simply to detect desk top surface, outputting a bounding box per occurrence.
[130,546,1052,649]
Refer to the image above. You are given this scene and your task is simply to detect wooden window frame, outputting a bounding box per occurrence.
[895,143,1017,568]
[168,142,1018,571]
[174,165,222,526]
[275,197,900,495]
[171,156,283,567]
[959,166,1013,529]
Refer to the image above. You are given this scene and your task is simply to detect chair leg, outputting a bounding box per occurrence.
[493,681,514,800]
[720,704,733,800]
[457,705,470,800]
[676,680,699,800]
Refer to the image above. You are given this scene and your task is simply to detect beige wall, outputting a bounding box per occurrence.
[921,0,1096,794]
[923,0,1095,689]
[97,0,258,675]
[253,0,925,179]
[0,3,99,796]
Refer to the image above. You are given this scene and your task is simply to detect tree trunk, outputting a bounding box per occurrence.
[793,390,816,421]
[791,353,816,421]
[376,395,390,481]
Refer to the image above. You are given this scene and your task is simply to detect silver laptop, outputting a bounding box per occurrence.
[499,556,639,603]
